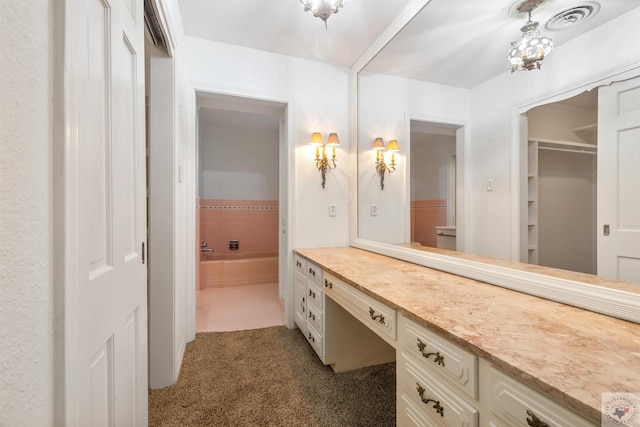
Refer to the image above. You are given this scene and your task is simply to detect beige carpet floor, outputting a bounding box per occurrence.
[149,326,396,426]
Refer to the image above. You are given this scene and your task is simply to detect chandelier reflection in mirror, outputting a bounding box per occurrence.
[300,0,347,29]
[508,1,553,72]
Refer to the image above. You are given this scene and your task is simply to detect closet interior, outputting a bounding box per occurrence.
[527,91,597,274]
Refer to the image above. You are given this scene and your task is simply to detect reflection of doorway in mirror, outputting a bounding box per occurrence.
[410,120,458,249]
[525,90,598,274]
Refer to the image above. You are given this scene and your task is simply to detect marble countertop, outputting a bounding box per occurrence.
[295,246,640,424]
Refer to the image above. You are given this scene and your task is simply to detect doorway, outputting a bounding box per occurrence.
[524,91,598,274]
[195,93,287,331]
[409,120,459,250]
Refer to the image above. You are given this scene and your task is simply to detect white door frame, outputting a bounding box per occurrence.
[185,83,295,329]
[511,64,640,263]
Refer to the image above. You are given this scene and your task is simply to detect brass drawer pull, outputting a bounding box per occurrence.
[416,383,444,417]
[308,268,316,276]
[296,260,302,267]
[526,410,549,427]
[308,289,316,298]
[368,307,385,325]
[417,338,446,366]
[301,297,305,313]
[307,332,315,343]
[324,278,333,289]
[308,311,316,321]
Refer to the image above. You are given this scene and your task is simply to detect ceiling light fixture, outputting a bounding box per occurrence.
[300,0,346,29]
[508,0,554,73]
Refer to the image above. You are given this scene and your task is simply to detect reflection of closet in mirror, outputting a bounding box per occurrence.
[526,91,597,274]
[410,120,458,250]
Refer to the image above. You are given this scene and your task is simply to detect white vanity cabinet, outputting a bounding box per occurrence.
[489,367,597,427]
[294,254,325,362]
[397,314,479,427]
[293,248,621,426]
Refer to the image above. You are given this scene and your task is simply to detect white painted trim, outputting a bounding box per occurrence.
[151,0,177,56]
[350,0,431,72]
[185,82,295,329]
[511,61,640,263]
[403,113,468,249]
[352,239,640,324]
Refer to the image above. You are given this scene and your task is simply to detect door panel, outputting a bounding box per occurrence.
[66,0,147,424]
[598,76,640,283]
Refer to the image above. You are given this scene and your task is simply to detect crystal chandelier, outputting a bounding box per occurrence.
[300,0,347,29]
[508,5,553,72]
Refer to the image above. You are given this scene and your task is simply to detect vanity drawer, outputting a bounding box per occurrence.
[398,354,478,427]
[323,272,396,345]
[306,304,323,334]
[490,367,597,427]
[398,393,432,427]
[294,273,308,335]
[306,261,322,285]
[399,315,478,399]
[305,323,324,361]
[294,255,306,275]
[306,281,323,310]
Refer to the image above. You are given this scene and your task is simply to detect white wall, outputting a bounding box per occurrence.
[0,0,55,424]
[200,126,279,200]
[411,133,456,201]
[184,36,351,249]
[468,8,640,260]
[357,72,470,244]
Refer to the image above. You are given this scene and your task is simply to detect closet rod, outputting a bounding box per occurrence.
[538,146,596,155]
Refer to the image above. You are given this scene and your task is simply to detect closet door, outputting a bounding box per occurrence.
[597,76,640,282]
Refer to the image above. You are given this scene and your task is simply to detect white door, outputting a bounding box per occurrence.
[64,0,147,425]
[597,76,640,283]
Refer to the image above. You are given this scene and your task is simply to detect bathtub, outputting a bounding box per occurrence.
[199,252,278,288]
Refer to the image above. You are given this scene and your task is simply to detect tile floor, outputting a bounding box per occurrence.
[196,283,286,332]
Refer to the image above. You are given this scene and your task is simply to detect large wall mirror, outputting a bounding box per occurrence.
[352,0,640,323]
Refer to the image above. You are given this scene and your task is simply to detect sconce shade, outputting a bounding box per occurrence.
[386,140,399,152]
[310,132,323,146]
[372,137,385,150]
[327,132,340,146]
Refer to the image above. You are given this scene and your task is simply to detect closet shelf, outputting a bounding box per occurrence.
[529,137,596,154]
[572,123,597,144]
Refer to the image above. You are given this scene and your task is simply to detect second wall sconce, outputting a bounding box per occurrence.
[310,132,340,189]
[372,137,399,190]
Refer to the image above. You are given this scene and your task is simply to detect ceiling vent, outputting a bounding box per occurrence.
[544,2,600,31]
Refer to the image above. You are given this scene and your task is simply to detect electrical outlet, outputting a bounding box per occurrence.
[329,204,336,217]
[371,204,378,216]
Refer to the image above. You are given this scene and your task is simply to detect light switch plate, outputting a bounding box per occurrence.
[371,204,378,216]
[329,204,336,217]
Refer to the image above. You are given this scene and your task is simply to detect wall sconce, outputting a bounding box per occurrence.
[372,138,399,190]
[310,132,340,189]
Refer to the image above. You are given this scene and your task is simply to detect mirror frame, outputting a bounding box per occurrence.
[349,0,640,324]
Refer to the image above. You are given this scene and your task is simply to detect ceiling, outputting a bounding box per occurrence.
[180,0,638,128]
[178,0,414,68]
